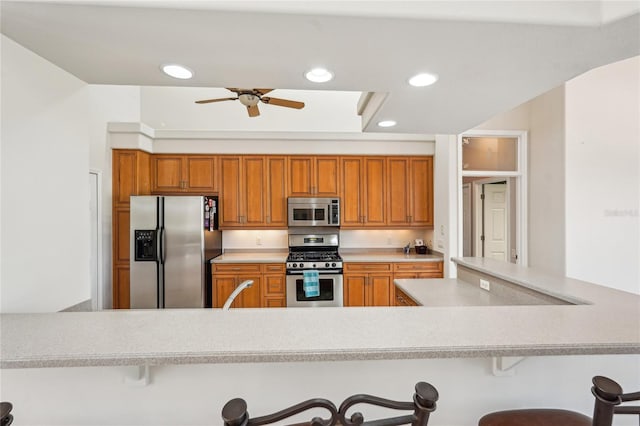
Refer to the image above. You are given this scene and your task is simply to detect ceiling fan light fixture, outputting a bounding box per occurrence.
[305,67,333,83]
[377,120,397,128]
[238,93,260,107]
[161,64,193,80]
[408,72,438,87]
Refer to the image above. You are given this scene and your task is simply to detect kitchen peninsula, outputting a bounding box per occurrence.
[2,258,638,369]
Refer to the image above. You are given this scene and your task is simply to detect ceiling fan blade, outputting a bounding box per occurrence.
[195,97,237,104]
[254,88,274,95]
[247,104,260,117]
[262,97,305,109]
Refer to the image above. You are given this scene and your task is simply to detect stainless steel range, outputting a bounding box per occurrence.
[286,232,343,307]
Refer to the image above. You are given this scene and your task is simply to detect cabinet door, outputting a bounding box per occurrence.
[213,276,238,308]
[243,156,266,226]
[263,273,286,308]
[114,150,149,207]
[387,157,411,226]
[114,209,130,263]
[219,157,243,227]
[409,157,433,226]
[363,157,386,227]
[288,157,313,196]
[344,274,366,307]
[184,156,217,192]
[152,156,184,193]
[265,156,287,227]
[114,266,130,309]
[237,274,262,308]
[315,156,339,196]
[369,274,393,306]
[341,157,364,227]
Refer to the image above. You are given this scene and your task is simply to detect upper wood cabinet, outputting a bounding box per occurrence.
[341,157,386,228]
[288,156,339,196]
[113,150,150,207]
[151,155,217,193]
[219,156,287,229]
[386,156,433,227]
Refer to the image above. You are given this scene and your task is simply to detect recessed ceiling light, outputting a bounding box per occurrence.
[377,120,397,128]
[161,64,194,80]
[305,67,333,83]
[408,73,438,87]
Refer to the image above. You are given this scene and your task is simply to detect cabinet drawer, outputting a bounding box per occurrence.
[263,264,285,274]
[395,287,418,307]
[393,262,443,273]
[213,263,262,273]
[344,263,392,273]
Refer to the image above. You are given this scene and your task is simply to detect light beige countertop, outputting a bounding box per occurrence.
[210,251,288,263]
[340,251,443,263]
[2,257,638,369]
[394,278,516,307]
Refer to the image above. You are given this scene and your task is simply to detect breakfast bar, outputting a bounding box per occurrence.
[2,258,638,369]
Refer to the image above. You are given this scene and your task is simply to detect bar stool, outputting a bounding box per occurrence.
[222,381,439,425]
[479,376,640,426]
[0,402,13,426]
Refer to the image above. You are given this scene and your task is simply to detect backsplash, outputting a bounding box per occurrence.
[223,229,434,250]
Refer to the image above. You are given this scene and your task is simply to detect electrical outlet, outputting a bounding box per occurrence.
[256,236,262,246]
[480,279,490,291]
[387,237,392,245]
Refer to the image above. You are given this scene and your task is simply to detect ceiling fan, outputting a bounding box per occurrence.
[195,88,305,117]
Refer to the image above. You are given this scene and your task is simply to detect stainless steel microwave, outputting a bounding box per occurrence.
[287,197,340,227]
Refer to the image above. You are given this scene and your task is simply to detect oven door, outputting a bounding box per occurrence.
[286,273,343,307]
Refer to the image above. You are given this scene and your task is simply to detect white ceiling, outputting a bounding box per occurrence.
[1,1,639,134]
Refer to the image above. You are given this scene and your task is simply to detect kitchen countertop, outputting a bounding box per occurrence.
[2,257,638,369]
[210,250,443,264]
[394,278,515,307]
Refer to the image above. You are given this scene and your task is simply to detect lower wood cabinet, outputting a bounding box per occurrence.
[395,286,419,306]
[212,263,285,308]
[344,263,394,307]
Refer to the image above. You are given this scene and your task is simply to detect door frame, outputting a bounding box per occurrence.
[457,130,528,266]
[89,170,103,310]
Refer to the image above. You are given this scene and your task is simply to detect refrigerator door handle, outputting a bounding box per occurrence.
[159,227,166,265]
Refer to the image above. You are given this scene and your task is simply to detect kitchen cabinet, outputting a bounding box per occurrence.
[344,263,393,307]
[112,150,150,309]
[341,157,386,228]
[288,156,339,196]
[151,155,217,193]
[212,263,286,308]
[395,286,419,306]
[393,261,443,279]
[219,156,287,228]
[212,263,262,308]
[387,157,433,227]
[262,264,286,307]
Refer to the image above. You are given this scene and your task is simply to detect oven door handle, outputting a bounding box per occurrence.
[286,269,343,276]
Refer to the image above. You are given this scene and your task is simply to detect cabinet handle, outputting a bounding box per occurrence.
[266,215,270,224]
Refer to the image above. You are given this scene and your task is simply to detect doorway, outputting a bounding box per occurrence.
[458,131,527,265]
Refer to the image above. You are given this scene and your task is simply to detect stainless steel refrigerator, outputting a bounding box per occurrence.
[129,195,222,309]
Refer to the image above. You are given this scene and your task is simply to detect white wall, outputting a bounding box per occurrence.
[0,35,90,313]
[565,56,640,293]
[88,85,141,309]
[473,88,566,275]
[2,355,638,426]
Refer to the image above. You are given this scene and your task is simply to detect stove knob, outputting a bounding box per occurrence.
[332,262,336,267]
[312,263,316,268]
[325,263,330,268]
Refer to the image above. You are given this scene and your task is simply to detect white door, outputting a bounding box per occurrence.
[483,183,508,261]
